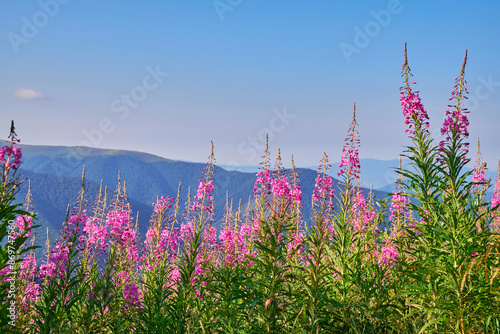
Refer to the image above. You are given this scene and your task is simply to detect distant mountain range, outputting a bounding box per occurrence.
[11,143,497,260]
[220,158,404,190]
[12,144,389,257]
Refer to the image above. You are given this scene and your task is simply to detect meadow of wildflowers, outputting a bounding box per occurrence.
[1,46,500,333]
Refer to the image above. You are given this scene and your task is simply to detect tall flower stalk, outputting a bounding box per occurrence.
[174,141,217,332]
[398,45,499,333]
[34,169,89,333]
[492,162,500,233]
[0,122,40,332]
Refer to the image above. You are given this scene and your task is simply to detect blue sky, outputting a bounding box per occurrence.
[1,0,499,171]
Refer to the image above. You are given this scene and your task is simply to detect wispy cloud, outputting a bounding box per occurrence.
[14,88,46,100]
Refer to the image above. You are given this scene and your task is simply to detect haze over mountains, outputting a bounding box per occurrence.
[221,158,402,190]
[11,143,497,259]
[221,158,499,193]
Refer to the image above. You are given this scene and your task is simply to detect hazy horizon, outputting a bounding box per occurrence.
[2,0,499,168]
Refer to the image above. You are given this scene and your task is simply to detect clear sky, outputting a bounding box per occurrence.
[1,0,499,170]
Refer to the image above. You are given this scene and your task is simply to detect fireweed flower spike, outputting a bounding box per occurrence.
[1,121,24,203]
[325,103,389,328]
[269,149,302,208]
[191,141,216,217]
[312,153,335,212]
[396,46,500,332]
[249,147,302,332]
[193,142,216,216]
[397,43,439,225]
[400,44,430,137]
[0,123,41,332]
[492,161,500,232]
[0,121,22,174]
[0,145,22,171]
[177,141,216,311]
[141,196,176,270]
[253,135,272,225]
[472,138,488,195]
[253,134,272,198]
[438,49,470,163]
[289,156,303,227]
[337,103,361,182]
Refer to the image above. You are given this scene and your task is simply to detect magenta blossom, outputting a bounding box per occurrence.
[7,214,34,240]
[270,175,302,205]
[83,218,108,254]
[338,105,361,180]
[389,192,409,222]
[0,145,22,170]
[492,166,500,231]
[153,196,174,214]
[123,282,142,311]
[377,243,398,268]
[106,210,135,246]
[337,148,360,179]
[312,175,334,204]
[192,180,214,213]
[352,192,376,234]
[438,108,470,160]
[400,45,430,138]
[438,51,470,162]
[39,242,70,281]
[400,91,430,136]
[254,169,272,197]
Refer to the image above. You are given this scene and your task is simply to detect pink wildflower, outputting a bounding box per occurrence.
[192,180,214,213]
[377,243,398,267]
[472,141,488,194]
[337,105,361,180]
[313,175,334,204]
[270,175,291,198]
[400,44,430,137]
[0,266,11,283]
[351,192,376,234]
[399,91,429,136]
[438,50,470,161]
[0,145,22,170]
[83,218,108,254]
[492,164,500,231]
[389,192,409,222]
[153,196,174,214]
[254,169,272,197]
[337,148,361,179]
[123,282,142,310]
